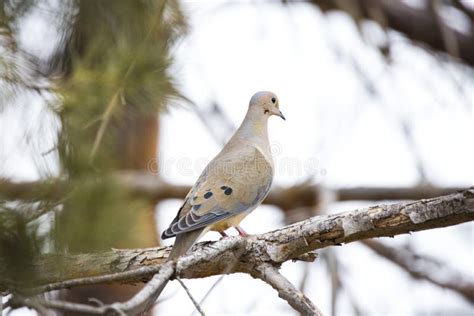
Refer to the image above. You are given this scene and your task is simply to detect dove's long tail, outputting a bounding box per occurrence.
[141,228,205,315]
[168,229,204,260]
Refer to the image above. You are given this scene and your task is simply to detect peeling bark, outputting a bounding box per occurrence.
[3,189,470,294]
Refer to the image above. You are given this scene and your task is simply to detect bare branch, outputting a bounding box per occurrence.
[323,250,341,316]
[361,239,474,303]
[9,296,105,315]
[38,265,163,293]
[194,275,224,315]
[3,188,470,296]
[176,277,205,316]
[335,186,465,201]
[430,0,460,59]
[0,173,465,214]
[118,261,175,314]
[3,189,473,315]
[306,0,474,66]
[253,263,323,316]
[452,0,474,22]
[10,262,176,315]
[9,296,55,316]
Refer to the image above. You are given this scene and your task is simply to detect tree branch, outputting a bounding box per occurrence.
[176,277,205,316]
[3,189,473,315]
[306,0,474,66]
[361,239,474,303]
[252,263,324,316]
[452,0,474,22]
[3,188,471,294]
[12,297,105,315]
[0,173,464,214]
[9,262,176,315]
[335,186,464,202]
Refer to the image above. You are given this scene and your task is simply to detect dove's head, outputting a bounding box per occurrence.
[249,91,285,121]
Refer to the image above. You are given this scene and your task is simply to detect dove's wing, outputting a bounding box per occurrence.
[162,145,272,239]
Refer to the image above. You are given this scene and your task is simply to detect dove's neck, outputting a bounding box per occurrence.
[234,107,272,160]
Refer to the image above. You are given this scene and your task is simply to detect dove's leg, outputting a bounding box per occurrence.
[235,226,248,237]
[219,231,228,240]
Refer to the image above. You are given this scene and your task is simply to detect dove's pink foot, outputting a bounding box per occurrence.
[235,226,248,237]
[219,231,228,240]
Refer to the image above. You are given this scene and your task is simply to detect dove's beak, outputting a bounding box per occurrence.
[279,110,286,121]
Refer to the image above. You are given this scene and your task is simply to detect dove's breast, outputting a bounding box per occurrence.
[206,145,273,232]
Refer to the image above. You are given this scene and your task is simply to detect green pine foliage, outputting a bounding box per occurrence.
[0,0,186,291]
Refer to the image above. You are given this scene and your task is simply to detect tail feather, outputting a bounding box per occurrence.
[142,228,205,314]
[167,229,204,260]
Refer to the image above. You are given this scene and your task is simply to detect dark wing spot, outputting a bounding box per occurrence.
[193,204,201,211]
[204,191,213,199]
[224,187,233,195]
[271,97,276,103]
[220,186,228,190]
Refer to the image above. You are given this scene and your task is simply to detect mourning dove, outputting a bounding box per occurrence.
[162,91,285,260]
[142,92,284,313]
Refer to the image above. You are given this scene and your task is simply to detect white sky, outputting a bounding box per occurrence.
[2,1,473,316]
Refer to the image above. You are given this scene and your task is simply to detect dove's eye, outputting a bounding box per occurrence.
[271,97,276,104]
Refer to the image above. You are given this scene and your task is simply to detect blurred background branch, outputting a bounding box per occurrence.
[302,0,474,66]
[0,173,466,215]
[361,239,474,303]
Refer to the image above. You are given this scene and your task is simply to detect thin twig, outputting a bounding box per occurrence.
[254,263,324,316]
[322,249,341,316]
[89,90,120,160]
[298,263,312,294]
[36,265,163,293]
[191,250,242,316]
[193,275,224,316]
[89,0,167,160]
[116,261,175,315]
[9,262,176,315]
[176,277,205,316]
[10,296,105,315]
[193,101,236,146]
[338,277,364,316]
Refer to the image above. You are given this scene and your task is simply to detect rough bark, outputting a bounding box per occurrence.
[3,188,471,293]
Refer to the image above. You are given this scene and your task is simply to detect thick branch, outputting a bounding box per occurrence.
[9,242,243,315]
[3,189,471,293]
